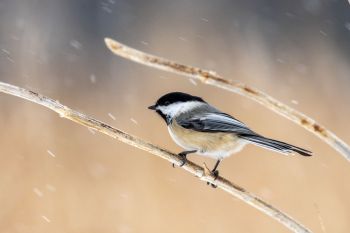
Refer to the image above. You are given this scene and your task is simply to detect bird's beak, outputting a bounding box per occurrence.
[148,105,156,110]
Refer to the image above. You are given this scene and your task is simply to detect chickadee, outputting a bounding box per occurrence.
[148,92,312,182]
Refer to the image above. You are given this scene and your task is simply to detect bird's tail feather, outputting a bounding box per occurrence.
[240,135,312,156]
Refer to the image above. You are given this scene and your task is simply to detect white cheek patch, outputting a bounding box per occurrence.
[157,101,203,117]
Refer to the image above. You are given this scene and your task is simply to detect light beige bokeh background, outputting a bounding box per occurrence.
[1,1,350,232]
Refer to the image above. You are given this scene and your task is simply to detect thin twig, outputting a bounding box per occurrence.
[104,37,350,162]
[0,81,311,233]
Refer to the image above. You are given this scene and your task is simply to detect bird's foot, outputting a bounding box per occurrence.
[178,151,187,167]
[207,170,219,188]
[172,151,193,168]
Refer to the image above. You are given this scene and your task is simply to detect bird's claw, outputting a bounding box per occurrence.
[207,170,219,188]
[172,152,187,168]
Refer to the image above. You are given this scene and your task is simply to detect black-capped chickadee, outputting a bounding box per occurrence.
[148,92,312,182]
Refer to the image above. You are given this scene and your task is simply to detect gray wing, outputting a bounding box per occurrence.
[176,109,312,156]
[176,111,256,135]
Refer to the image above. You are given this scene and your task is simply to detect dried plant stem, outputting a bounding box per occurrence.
[0,81,310,233]
[104,37,350,162]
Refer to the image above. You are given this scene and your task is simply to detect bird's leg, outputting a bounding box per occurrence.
[211,159,221,179]
[207,159,221,188]
[172,150,197,168]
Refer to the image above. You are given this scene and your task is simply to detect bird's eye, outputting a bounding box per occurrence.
[164,101,170,105]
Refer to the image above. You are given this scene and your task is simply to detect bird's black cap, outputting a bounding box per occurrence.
[149,92,205,110]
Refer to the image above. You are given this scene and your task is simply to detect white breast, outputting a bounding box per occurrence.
[168,126,196,151]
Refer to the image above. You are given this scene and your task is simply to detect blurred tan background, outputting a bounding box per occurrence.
[1,0,350,232]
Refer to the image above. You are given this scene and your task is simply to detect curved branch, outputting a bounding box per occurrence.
[104,37,350,162]
[0,81,311,233]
